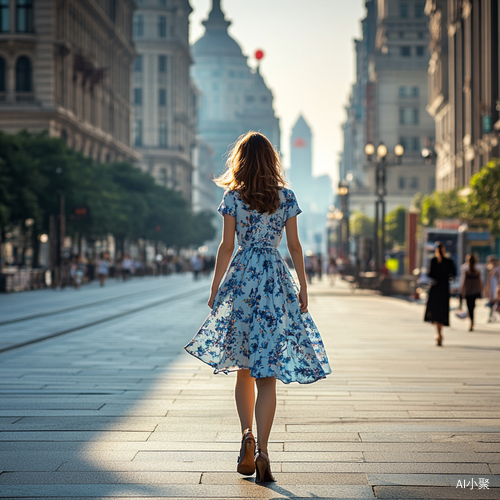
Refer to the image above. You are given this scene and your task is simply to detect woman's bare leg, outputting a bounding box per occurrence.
[255,377,277,456]
[435,322,443,344]
[235,369,255,434]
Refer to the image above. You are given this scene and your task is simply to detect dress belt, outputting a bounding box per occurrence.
[238,243,278,250]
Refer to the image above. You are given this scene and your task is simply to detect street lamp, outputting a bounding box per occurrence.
[337,182,350,260]
[366,142,404,272]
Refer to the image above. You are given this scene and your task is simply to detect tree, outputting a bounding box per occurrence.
[468,158,500,234]
[350,211,374,238]
[385,206,406,248]
[420,189,467,227]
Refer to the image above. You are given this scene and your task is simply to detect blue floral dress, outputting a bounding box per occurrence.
[184,188,331,384]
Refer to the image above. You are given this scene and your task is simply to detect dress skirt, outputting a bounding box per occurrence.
[184,245,331,384]
[424,282,451,326]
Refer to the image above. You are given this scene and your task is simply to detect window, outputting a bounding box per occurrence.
[0,57,5,92]
[133,14,143,37]
[16,0,33,33]
[410,86,419,97]
[409,177,419,189]
[399,32,404,39]
[399,137,408,151]
[400,46,411,57]
[158,55,167,73]
[418,32,424,39]
[0,0,9,33]
[134,119,143,146]
[416,46,425,57]
[134,55,143,72]
[411,137,420,151]
[429,177,436,192]
[398,177,406,189]
[158,16,166,37]
[415,2,425,17]
[399,108,419,125]
[400,2,409,18]
[15,56,31,92]
[245,95,255,103]
[134,88,142,105]
[399,86,407,98]
[159,121,167,147]
[159,88,166,106]
[159,0,166,5]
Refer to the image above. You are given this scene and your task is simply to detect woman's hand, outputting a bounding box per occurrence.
[207,289,218,309]
[298,287,308,313]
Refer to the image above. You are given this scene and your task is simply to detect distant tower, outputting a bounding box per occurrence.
[289,115,313,206]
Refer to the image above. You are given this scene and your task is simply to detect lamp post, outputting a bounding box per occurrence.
[365,142,404,272]
[337,182,350,260]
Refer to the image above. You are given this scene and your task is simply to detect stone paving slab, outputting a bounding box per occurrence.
[374,485,499,498]
[366,473,500,486]
[0,277,499,499]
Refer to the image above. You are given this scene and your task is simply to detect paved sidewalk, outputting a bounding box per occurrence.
[0,277,499,499]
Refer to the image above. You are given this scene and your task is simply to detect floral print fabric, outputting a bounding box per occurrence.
[184,188,331,384]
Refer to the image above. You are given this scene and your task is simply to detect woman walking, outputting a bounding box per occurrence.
[461,254,483,331]
[185,132,331,483]
[424,242,457,346]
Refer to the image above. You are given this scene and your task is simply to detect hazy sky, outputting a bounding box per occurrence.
[189,0,365,182]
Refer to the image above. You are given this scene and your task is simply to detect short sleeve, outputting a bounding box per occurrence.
[284,189,302,222]
[217,190,237,218]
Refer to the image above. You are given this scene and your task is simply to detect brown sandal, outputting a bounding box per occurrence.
[237,429,256,475]
[255,448,276,483]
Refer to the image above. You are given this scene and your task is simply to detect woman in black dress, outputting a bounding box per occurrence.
[424,242,457,346]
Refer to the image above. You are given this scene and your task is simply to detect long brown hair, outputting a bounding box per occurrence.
[466,254,477,273]
[214,131,287,214]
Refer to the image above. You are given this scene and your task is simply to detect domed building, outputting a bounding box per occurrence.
[191,0,280,211]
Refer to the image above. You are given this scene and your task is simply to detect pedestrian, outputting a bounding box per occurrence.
[184,131,331,483]
[190,253,203,280]
[460,254,483,332]
[484,256,499,322]
[328,257,338,285]
[97,252,109,287]
[121,253,133,281]
[424,242,457,346]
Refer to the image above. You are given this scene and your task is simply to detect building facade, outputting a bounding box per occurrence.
[190,0,280,211]
[341,0,436,216]
[0,0,138,162]
[426,0,500,191]
[131,0,196,202]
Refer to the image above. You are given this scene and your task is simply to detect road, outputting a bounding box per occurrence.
[0,274,499,499]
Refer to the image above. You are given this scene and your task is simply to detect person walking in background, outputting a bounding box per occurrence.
[461,254,483,332]
[424,242,457,346]
[328,257,338,286]
[184,132,331,483]
[485,256,499,322]
[121,253,133,281]
[97,253,109,287]
[190,253,203,280]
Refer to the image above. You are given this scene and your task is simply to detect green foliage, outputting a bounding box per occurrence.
[468,158,500,234]
[350,211,374,238]
[420,189,467,227]
[385,206,406,248]
[0,130,215,251]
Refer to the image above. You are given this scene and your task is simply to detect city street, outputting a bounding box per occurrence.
[0,275,499,499]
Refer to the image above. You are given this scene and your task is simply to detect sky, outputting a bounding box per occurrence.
[189,0,366,183]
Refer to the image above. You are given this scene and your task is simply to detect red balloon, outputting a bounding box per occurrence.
[255,50,265,60]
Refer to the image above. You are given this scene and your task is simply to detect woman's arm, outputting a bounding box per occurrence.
[285,216,308,313]
[208,214,236,308]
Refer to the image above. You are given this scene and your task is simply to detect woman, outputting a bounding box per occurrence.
[424,242,456,346]
[184,132,331,483]
[461,254,483,331]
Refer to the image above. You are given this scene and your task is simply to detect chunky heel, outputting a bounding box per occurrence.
[237,429,256,475]
[254,449,275,483]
